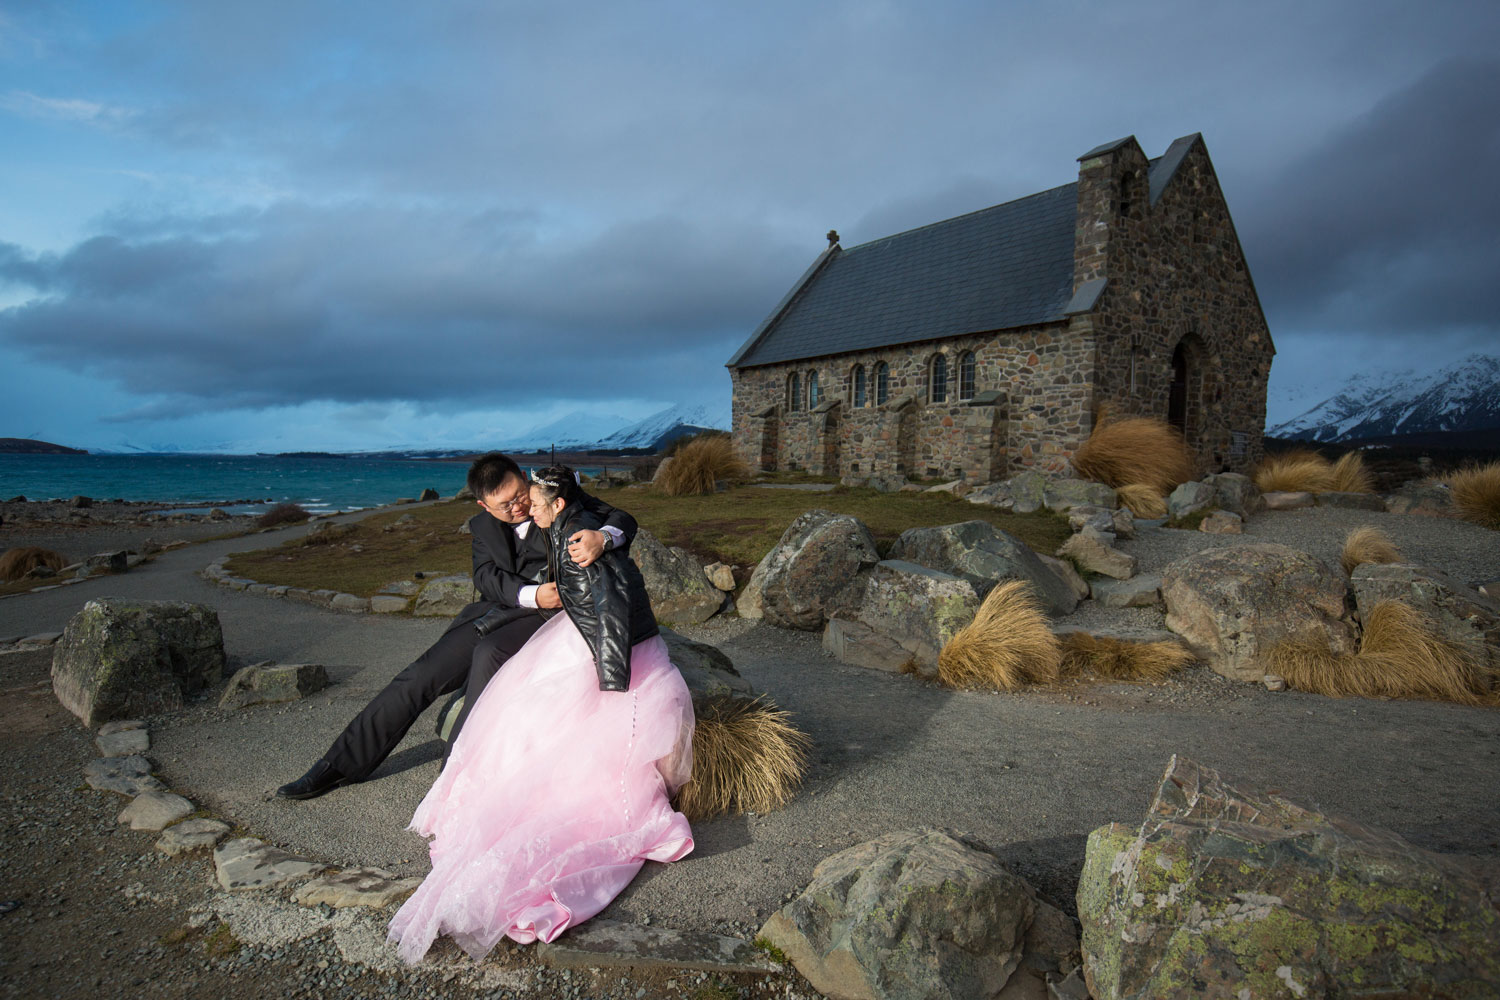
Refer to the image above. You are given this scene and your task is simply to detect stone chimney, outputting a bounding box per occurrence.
[1073,135,1148,291]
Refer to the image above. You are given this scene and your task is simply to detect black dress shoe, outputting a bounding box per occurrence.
[275,760,354,800]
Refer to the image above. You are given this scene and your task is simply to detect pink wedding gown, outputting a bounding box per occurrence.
[388,612,695,963]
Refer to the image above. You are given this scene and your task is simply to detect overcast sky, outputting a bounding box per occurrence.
[2,1,1496,452]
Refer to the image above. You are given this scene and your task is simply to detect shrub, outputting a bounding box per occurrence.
[1329,452,1374,493]
[258,503,310,528]
[674,695,810,821]
[1252,449,1336,493]
[1059,632,1196,682]
[1340,526,1401,576]
[1265,601,1490,704]
[1116,483,1167,519]
[937,580,1062,690]
[1445,461,1500,529]
[1071,413,1196,495]
[657,434,751,497]
[0,546,66,582]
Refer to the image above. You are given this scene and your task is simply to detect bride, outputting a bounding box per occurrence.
[388,466,695,963]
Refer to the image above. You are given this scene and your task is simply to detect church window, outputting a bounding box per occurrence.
[930,353,948,404]
[788,372,801,412]
[852,364,866,407]
[958,351,976,400]
[875,362,889,405]
[808,370,821,408]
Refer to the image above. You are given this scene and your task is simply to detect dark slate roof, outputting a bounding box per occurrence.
[729,182,1079,368]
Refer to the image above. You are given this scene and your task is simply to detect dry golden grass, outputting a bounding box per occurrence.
[673,695,811,821]
[937,580,1062,690]
[1252,450,1336,493]
[1071,414,1196,494]
[1445,461,1500,529]
[1265,601,1491,704]
[1116,483,1168,518]
[1059,633,1197,682]
[0,546,66,582]
[657,434,752,497]
[1329,452,1374,493]
[1340,526,1402,576]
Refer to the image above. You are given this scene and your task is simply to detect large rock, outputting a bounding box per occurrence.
[1201,472,1263,518]
[1196,510,1243,534]
[412,574,477,617]
[1350,563,1500,675]
[1089,576,1162,609]
[659,627,752,698]
[630,529,723,626]
[966,471,1049,513]
[1078,756,1500,1000]
[823,618,915,673]
[52,599,225,727]
[1043,479,1118,513]
[757,510,881,631]
[737,554,771,620]
[758,829,1040,1000]
[1037,554,1090,603]
[1384,480,1455,517]
[1056,528,1137,581]
[1161,543,1355,682]
[1166,481,1216,520]
[856,561,980,675]
[887,520,1079,616]
[219,662,330,709]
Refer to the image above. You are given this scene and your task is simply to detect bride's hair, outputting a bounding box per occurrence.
[529,465,584,509]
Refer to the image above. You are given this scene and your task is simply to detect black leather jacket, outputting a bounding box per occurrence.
[546,502,659,691]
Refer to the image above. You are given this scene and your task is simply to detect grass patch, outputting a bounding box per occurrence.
[658,432,751,496]
[203,922,242,958]
[0,545,65,582]
[1445,461,1500,529]
[752,937,789,964]
[1253,448,1377,495]
[1071,412,1196,494]
[1059,633,1196,682]
[692,980,738,1000]
[1340,525,1402,576]
[675,695,811,821]
[1116,483,1167,519]
[257,502,311,527]
[937,580,1062,690]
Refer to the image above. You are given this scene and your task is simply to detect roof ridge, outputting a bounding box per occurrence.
[844,179,1077,254]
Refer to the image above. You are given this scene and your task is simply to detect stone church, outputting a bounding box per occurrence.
[726,133,1274,485]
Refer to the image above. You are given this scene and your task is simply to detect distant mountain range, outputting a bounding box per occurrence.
[0,437,88,455]
[495,402,725,454]
[1268,353,1500,444]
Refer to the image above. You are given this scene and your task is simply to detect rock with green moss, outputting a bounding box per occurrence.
[757,828,1039,1000]
[631,529,723,626]
[412,574,478,617]
[757,510,880,631]
[855,560,980,676]
[219,662,329,709]
[52,598,225,727]
[1078,755,1500,999]
[887,520,1078,616]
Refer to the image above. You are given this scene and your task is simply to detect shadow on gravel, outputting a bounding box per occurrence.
[371,739,444,780]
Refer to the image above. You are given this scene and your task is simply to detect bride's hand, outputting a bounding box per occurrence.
[536,582,562,609]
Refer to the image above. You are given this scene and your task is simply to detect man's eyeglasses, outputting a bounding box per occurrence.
[480,494,529,513]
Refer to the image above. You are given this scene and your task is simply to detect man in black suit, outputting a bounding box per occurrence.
[275,452,637,799]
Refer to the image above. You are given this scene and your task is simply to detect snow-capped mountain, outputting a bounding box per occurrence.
[1269,353,1500,442]
[494,411,631,452]
[495,403,728,453]
[592,403,724,451]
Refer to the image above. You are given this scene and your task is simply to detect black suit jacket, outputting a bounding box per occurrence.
[443,492,638,634]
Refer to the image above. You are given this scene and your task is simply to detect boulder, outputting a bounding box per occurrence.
[453,484,474,500]
[855,561,980,675]
[209,507,230,520]
[377,580,420,597]
[1201,472,1263,517]
[888,520,1079,616]
[1350,563,1500,675]
[1056,528,1137,581]
[1261,490,1314,511]
[1089,576,1162,609]
[823,618,915,673]
[631,529,723,626]
[52,599,225,727]
[301,521,356,545]
[1165,481,1216,520]
[418,487,440,501]
[84,551,129,574]
[70,495,93,508]
[219,662,330,709]
[703,562,736,591]
[1161,543,1355,682]
[1196,510,1243,534]
[737,554,771,620]
[659,628,752,698]
[966,471,1050,513]
[1077,756,1500,1000]
[1044,478,1118,513]
[1317,490,1388,511]
[757,510,881,631]
[758,829,1040,1000]
[651,456,675,485]
[412,574,478,617]
[369,595,408,614]
[1384,480,1455,517]
[1037,554,1090,603]
[330,593,369,612]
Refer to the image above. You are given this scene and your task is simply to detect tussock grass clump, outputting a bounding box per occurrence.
[1340,526,1402,576]
[657,433,751,497]
[1059,633,1197,682]
[1116,483,1167,519]
[1445,461,1500,529]
[1265,601,1490,704]
[1329,451,1374,493]
[1071,414,1196,495]
[257,502,311,528]
[0,546,66,582]
[1253,449,1337,493]
[937,580,1062,690]
[674,695,810,821]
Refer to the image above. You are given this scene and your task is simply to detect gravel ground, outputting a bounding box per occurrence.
[2,500,1497,998]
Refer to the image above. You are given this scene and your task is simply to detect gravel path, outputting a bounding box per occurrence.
[1,501,1497,997]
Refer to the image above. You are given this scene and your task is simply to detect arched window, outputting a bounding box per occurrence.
[851,364,867,407]
[807,370,821,408]
[788,372,801,412]
[958,351,976,401]
[875,362,889,405]
[930,354,948,404]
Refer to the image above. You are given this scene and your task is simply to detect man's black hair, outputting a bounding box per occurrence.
[467,452,523,500]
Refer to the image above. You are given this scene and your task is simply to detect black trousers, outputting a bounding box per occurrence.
[322,610,544,780]
[443,614,547,757]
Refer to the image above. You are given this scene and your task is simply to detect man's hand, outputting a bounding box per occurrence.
[536,582,562,609]
[568,529,606,568]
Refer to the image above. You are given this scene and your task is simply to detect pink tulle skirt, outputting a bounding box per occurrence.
[387,613,695,963]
